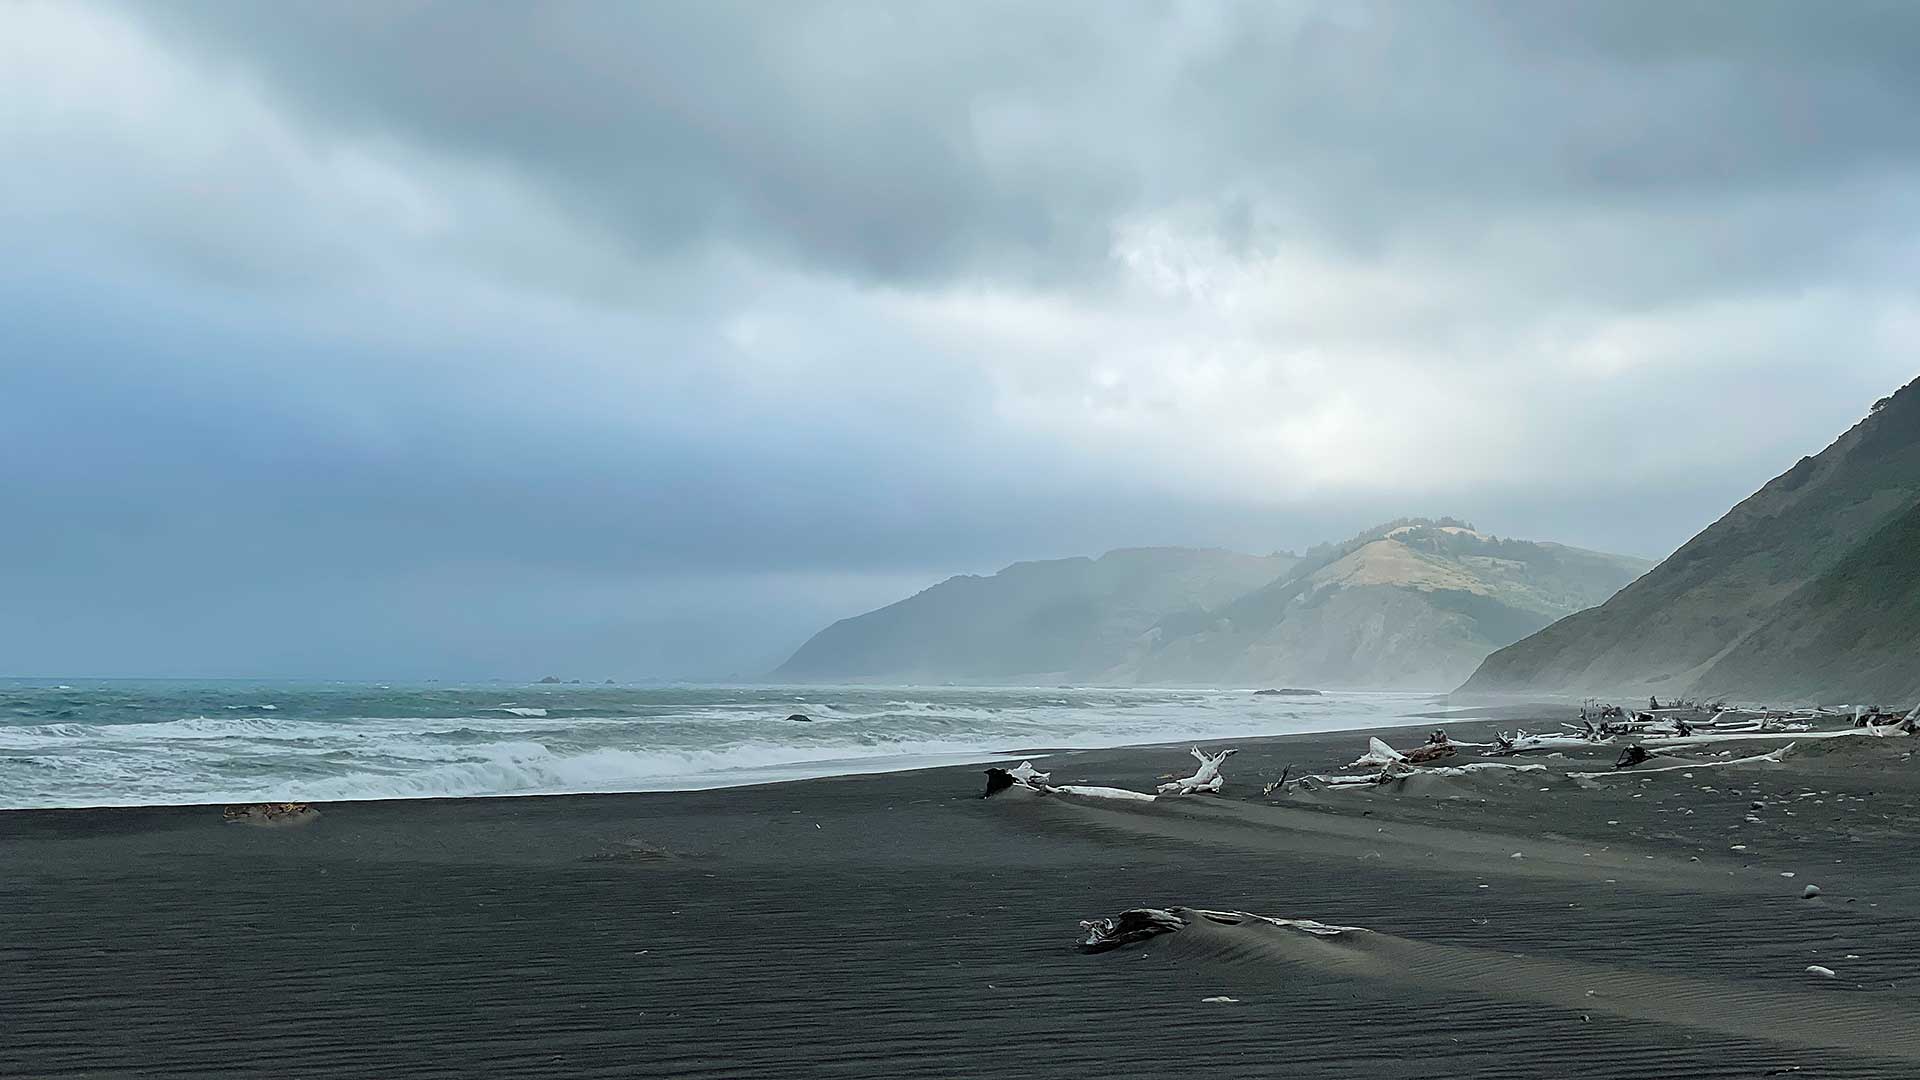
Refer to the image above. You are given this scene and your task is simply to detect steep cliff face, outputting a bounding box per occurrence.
[779,521,1647,689]
[1692,501,1920,704]
[1463,377,1920,702]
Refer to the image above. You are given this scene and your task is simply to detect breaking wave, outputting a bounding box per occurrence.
[0,682,1436,809]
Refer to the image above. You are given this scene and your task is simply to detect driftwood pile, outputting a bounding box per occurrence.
[1268,730,1517,793]
[983,699,1916,804]
[1487,701,1919,758]
[1268,702,1887,794]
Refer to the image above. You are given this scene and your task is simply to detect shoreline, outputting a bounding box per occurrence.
[0,683,1492,813]
[13,708,1918,1077]
[2,694,1560,814]
[0,714,1453,815]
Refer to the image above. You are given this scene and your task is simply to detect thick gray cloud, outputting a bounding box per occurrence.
[122,1,1920,289]
[2,2,1917,677]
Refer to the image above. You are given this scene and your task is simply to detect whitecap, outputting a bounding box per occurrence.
[0,687,1434,809]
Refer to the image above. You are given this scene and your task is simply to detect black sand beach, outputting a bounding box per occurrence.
[8,715,1920,1078]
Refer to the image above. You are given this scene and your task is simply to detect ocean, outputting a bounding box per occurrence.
[0,680,1446,809]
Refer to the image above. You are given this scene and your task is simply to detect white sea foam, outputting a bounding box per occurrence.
[0,686,1433,809]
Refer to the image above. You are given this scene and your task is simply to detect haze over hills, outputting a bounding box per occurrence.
[778,519,1651,689]
[777,547,1297,685]
[1121,522,1651,689]
[1463,376,1920,705]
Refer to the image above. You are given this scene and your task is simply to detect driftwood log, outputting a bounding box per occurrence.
[1352,735,1455,768]
[981,760,1050,798]
[1156,747,1238,796]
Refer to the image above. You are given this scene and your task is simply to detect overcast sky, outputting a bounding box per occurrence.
[4,1,1917,678]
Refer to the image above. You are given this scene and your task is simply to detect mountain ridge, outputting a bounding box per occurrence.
[777,519,1650,688]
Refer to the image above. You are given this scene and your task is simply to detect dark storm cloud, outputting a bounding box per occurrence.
[123,0,1920,295]
[121,1,1135,284]
[5,2,1919,677]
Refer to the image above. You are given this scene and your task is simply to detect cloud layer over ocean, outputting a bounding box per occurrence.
[5,1,1917,676]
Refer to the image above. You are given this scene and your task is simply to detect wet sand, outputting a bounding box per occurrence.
[7,715,1920,1078]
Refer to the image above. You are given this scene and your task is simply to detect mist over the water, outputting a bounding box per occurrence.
[0,680,1446,809]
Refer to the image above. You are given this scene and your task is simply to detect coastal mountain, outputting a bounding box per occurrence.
[777,520,1650,689]
[1462,376,1920,704]
[777,547,1298,683]
[1115,521,1650,689]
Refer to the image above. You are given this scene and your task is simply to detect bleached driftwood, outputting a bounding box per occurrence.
[1346,733,1458,770]
[1420,761,1547,778]
[1488,731,1611,756]
[1568,743,1795,780]
[1639,728,1874,749]
[1860,705,1920,736]
[1157,746,1238,796]
[1349,737,1406,768]
[1045,784,1159,803]
[980,760,1052,798]
[1007,760,1050,784]
[1296,770,1399,790]
[1289,759,1545,792]
[985,748,1236,803]
[981,759,1165,803]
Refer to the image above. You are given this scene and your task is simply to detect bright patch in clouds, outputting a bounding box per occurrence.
[3,1,1918,676]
